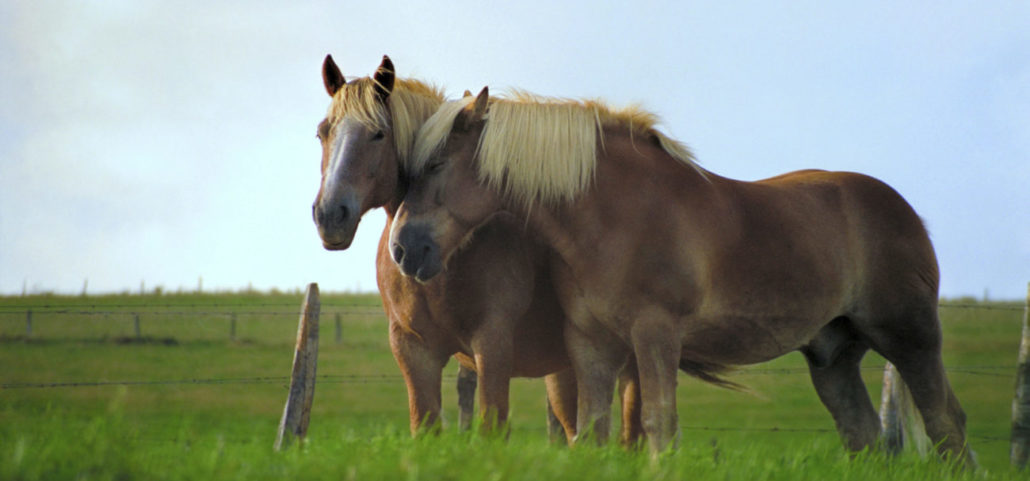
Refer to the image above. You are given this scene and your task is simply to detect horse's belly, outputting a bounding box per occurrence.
[681,314,821,365]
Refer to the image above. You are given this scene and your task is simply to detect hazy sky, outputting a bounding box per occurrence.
[1,1,1028,299]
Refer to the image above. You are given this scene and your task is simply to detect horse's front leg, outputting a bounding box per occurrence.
[389,319,449,436]
[630,311,683,455]
[470,321,514,434]
[565,323,626,445]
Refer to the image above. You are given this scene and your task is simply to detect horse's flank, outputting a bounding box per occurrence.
[410,90,701,210]
[327,77,445,165]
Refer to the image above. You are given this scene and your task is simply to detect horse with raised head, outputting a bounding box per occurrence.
[312,56,617,439]
[389,87,970,462]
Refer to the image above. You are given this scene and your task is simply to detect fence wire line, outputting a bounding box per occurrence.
[2,365,1014,390]
[0,302,1024,316]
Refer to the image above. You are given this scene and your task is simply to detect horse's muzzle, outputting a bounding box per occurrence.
[391,225,442,282]
[313,197,360,250]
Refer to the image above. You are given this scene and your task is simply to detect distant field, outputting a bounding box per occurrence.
[0,292,1025,480]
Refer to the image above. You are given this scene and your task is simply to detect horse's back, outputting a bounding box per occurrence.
[762,170,940,314]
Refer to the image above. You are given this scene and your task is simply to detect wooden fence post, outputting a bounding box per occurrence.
[275,283,320,451]
[1012,282,1030,468]
[335,313,342,344]
[230,313,237,341]
[133,313,142,340]
[880,362,905,454]
[25,310,32,337]
[457,365,477,432]
[879,361,928,456]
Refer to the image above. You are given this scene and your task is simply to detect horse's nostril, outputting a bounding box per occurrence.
[391,243,405,264]
[337,205,350,223]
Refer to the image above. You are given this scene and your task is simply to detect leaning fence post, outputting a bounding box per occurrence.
[880,362,905,454]
[457,365,477,432]
[1011,282,1030,468]
[275,283,320,451]
[880,361,928,456]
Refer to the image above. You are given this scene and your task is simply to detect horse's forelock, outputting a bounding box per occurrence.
[326,78,446,167]
[410,96,477,175]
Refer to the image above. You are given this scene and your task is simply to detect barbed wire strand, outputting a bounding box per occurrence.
[2,365,1014,390]
[0,302,1024,315]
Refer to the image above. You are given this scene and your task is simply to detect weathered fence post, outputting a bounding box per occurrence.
[457,365,477,431]
[230,313,237,341]
[133,313,142,340]
[275,283,320,451]
[880,362,928,456]
[25,310,32,337]
[880,362,905,454]
[1012,282,1030,468]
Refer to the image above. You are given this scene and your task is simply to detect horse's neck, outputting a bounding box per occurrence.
[525,130,720,272]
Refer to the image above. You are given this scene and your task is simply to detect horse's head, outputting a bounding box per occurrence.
[313,55,401,250]
[389,87,503,282]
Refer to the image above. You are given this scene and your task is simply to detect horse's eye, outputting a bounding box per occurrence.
[427,161,444,173]
[372,130,385,141]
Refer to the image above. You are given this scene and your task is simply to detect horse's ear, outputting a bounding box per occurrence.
[455,87,489,132]
[374,55,395,101]
[472,86,489,118]
[322,55,346,97]
[462,90,473,98]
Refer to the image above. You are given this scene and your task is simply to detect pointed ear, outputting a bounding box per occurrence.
[471,86,489,118]
[322,54,346,97]
[374,55,395,101]
[462,89,473,98]
[454,87,489,132]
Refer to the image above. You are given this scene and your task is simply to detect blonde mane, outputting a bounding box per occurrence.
[327,77,445,166]
[411,90,700,209]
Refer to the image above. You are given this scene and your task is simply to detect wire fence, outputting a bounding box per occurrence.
[1,364,1017,391]
[2,299,1024,449]
[1,300,1023,386]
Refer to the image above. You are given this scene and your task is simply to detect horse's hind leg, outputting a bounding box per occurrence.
[880,340,968,460]
[860,306,969,462]
[544,369,578,443]
[801,319,881,452]
[617,356,644,447]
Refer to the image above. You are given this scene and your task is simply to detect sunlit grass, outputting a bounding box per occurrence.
[0,293,1025,479]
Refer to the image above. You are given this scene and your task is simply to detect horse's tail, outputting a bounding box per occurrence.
[879,363,931,455]
[679,359,746,392]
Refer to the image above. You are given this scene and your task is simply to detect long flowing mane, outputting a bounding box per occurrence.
[327,77,445,165]
[412,90,700,209]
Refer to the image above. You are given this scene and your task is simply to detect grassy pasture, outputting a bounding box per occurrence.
[0,292,1025,480]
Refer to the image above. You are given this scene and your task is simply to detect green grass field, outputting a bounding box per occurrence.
[1,292,1026,480]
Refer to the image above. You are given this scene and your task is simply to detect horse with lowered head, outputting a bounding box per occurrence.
[389,87,970,463]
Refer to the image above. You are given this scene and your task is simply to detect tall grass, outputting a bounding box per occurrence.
[0,293,1025,479]
[0,406,1004,481]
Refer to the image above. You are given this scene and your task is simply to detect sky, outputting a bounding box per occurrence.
[0,1,1027,299]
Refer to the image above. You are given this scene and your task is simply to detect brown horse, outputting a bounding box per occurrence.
[389,87,970,462]
[312,55,608,439]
